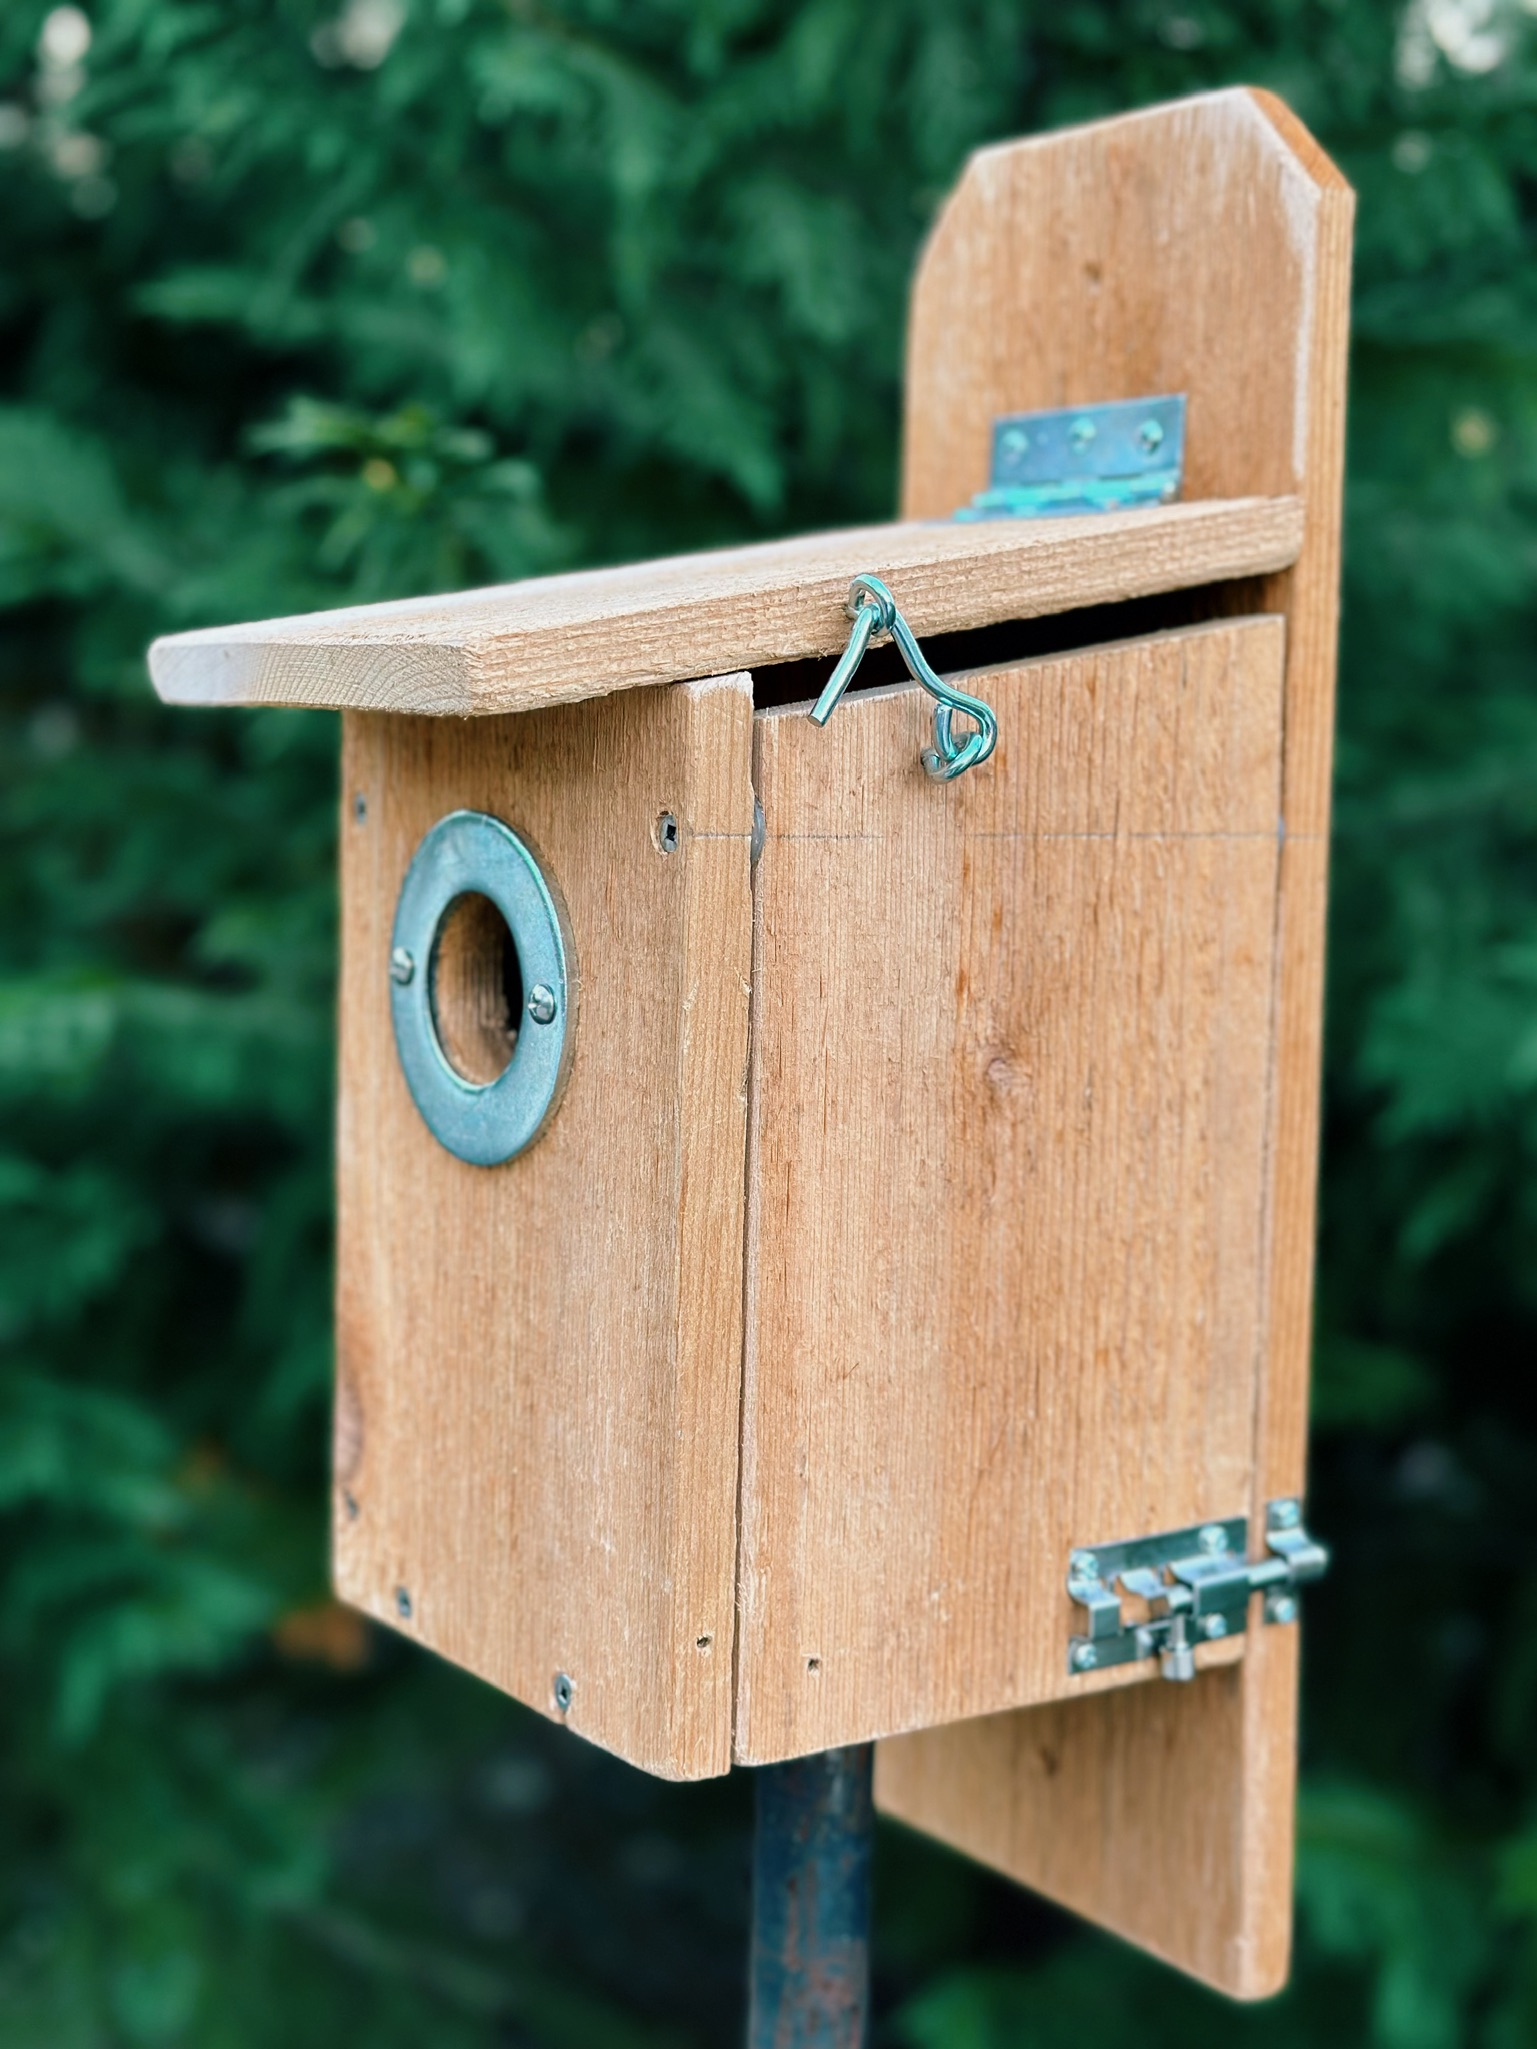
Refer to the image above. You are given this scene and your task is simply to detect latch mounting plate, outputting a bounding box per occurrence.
[1067,1499,1328,1683]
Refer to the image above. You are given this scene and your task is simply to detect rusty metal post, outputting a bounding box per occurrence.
[747,1743,874,2049]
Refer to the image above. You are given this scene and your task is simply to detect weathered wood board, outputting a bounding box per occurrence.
[148,496,1299,717]
[876,85,1352,1998]
[875,1629,1299,1997]
[736,616,1285,1763]
[334,674,754,1780]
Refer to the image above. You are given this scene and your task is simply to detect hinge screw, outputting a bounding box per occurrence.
[1069,1550,1099,1581]
[390,946,415,985]
[1138,418,1165,453]
[1271,1498,1301,1530]
[1198,1524,1229,1555]
[1069,416,1098,451]
[1070,1641,1098,1672]
[527,983,557,1025]
[1266,1592,1299,1626]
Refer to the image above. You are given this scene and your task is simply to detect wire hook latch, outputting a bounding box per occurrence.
[809,574,998,782]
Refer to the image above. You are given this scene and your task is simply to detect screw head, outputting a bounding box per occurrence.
[1202,1613,1229,1640]
[553,1672,574,1712]
[395,1586,412,1619]
[526,983,557,1026]
[1198,1523,1229,1556]
[1271,1498,1301,1530]
[390,946,415,986]
[1069,416,1097,452]
[1266,1593,1299,1626]
[1138,418,1165,454]
[353,792,368,824]
[655,810,679,854]
[1069,1550,1100,1581]
[1000,425,1029,459]
[1070,1641,1098,1673]
[1160,1642,1197,1683]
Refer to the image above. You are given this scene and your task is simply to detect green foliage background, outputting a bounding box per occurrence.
[1,0,1535,2041]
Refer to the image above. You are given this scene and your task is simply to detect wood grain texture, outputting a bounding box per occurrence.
[901,87,1339,523]
[735,617,1285,1765]
[333,674,753,1780]
[875,1614,1302,1998]
[148,497,1300,715]
[877,1659,1255,1991]
[878,88,1351,1998]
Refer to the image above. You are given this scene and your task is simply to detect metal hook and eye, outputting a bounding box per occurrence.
[810,574,998,782]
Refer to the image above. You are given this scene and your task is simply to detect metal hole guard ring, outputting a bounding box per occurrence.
[811,574,999,782]
[389,810,573,1168]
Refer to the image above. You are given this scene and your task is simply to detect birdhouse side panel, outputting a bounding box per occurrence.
[735,617,1286,1764]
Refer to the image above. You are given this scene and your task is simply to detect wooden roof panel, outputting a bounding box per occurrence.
[148,497,1302,717]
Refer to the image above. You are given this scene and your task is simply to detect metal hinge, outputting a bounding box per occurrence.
[956,394,1187,521]
[1066,1499,1329,1683]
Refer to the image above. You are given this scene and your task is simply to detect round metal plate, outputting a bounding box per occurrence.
[389,810,573,1167]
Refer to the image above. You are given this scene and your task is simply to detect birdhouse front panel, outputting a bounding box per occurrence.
[333,675,755,1782]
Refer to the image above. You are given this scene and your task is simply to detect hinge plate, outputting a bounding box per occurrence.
[956,393,1187,520]
[1067,1499,1328,1683]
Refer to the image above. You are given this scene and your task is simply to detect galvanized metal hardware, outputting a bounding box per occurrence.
[389,809,573,1168]
[957,394,1187,520]
[812,573,998,782]
[1067,1499,1328,1683]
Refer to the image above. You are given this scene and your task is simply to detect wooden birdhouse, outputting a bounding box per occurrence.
[149,88,1351,2000]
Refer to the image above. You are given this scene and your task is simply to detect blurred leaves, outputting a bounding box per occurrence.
[0,0,1535,2044]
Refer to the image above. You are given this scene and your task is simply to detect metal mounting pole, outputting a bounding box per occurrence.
[747,1743,874,2049]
